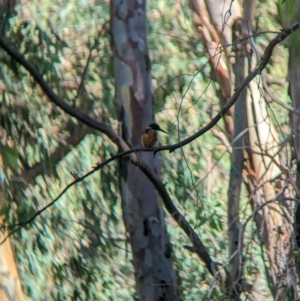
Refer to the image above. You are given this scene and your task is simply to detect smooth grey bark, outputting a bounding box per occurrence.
[110,1,179,300]
[227,19,248,299]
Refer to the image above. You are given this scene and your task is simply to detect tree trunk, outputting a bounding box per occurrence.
[246,76,297,300]
[286,15,300,300]
[189,0,299,298]
[289,49,300,298]
[227,19,248,298]
[110,1,179,300]
[189,0,241,140]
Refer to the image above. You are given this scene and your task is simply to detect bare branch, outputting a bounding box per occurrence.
[152,24,298,154]
[19,125,88,183]
[0,24,297,279]
[265,77,286,86]
[3,151,215,275]
[243,196,299,230]
[263,75,300,116]
[0,25,297,157]
[0,34,120,144]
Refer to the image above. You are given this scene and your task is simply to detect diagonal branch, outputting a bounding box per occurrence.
[0,34,119,143]
[153,24,298,154]
[0,25,297,157]
[4,152,215,275]
[0,24,297,280]
[19,125,88,183]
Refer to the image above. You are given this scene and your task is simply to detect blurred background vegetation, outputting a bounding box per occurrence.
[0,0,295,300]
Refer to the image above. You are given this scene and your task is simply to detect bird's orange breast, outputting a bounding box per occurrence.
[141,129,157,147]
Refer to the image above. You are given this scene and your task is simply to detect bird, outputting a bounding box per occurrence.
[141,123,168,147]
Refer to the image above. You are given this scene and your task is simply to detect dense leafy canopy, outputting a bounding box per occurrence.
[0,0,294,300]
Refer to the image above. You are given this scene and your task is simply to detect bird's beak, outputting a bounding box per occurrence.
[158,128,168,134]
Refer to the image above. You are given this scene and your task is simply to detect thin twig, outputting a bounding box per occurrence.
[2,152,215,275]
[0,24,297,278]
[0,25,297,156]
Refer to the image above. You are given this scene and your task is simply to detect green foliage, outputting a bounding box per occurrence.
[278,0,297,24]
[0,144,18,169]
[0,0,132,300]
[0,0,293,300]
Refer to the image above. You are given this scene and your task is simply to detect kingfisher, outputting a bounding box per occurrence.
[141,123,168,147]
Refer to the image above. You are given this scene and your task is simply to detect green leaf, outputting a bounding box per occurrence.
[2,145,19,170]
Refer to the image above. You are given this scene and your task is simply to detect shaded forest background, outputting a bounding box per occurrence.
[0,0,299,300]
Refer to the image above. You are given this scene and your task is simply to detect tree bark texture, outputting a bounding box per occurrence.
[286,3,300,295]
[246,76,297,301]
[189,0,242,139]
[226,19,248,299]
[189,0,298,299]
[110,1,179,300]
